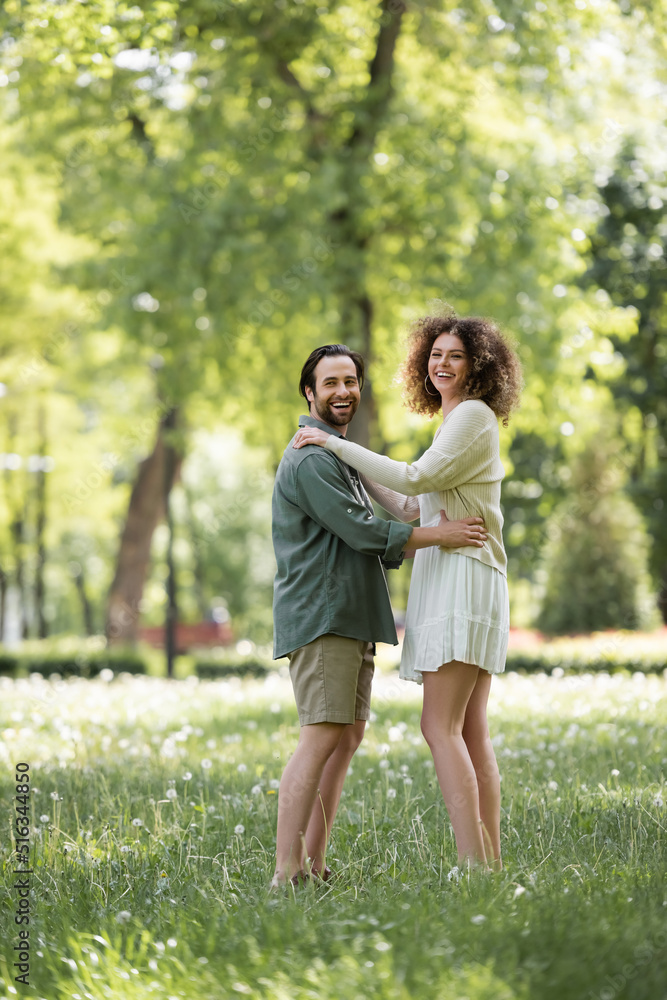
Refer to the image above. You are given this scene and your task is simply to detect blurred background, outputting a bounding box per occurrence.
[1,0,666,675]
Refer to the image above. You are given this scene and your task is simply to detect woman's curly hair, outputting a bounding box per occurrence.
[400,311,523,426]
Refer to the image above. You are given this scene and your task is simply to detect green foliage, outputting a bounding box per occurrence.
[0,644,147,677]
[537,442,658,635]
[194,655,272,679]
[579,143,667,608]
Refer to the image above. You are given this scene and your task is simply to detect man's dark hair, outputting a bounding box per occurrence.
[299,344,365,400]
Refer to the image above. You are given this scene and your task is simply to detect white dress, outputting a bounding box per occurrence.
[328,401,511,684]
[399,487,510,684]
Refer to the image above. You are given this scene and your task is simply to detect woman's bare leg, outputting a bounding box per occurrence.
[421,662,487,866]
[462,669,502,869]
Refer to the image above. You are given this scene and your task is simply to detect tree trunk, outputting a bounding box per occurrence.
[330,0,406,448]
[163,440,180,678]
[34,402,48,639]
[106,407,181,646]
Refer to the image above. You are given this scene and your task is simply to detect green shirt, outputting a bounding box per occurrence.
[272,415,413,659]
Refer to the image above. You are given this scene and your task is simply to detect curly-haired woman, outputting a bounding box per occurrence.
[293,311,522,871]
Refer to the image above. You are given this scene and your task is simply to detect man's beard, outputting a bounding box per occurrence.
[312,392,359,427]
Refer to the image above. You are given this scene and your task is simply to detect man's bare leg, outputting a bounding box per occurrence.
[304,719,366,875]
[272,721,345,885]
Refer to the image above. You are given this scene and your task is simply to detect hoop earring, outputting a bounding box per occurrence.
[424,374,439,397]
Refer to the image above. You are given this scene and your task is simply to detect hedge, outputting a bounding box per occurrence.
[0,648,148,678]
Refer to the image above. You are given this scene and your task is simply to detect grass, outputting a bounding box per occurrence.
[0,667,665,1000]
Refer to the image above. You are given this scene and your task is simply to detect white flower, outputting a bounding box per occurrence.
[120,845,131,853]
[548,781,558,791]
[375,941,391,952]
[182,771,193,781]
[471,914,486,925]
[387,788,397,799]
[237,763,247,773]
[251,785,262,795]
[379,759,390,770]
[207,805,216,814]
[269,778,280,789]
[40,814,50,823]
[50,791,60,801]
[403,777,413,786]
[201,759,212,770]
[654,794,664,809]
[167,938,177,948]
[131,818,143,827]
[611,769,620,777]
[234,824,245,835]
[116,910,132,924]
[447,867,460,883]
[513,885,526,899]
[166,788,177,800]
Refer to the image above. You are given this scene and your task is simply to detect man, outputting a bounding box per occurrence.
[271,344,485,886]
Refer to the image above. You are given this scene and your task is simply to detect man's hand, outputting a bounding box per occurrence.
[293,427,330,449]
[436,510,487,548]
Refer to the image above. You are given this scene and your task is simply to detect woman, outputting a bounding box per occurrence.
[293,312,522,870]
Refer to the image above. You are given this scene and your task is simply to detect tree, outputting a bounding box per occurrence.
[537,441,657,635]
[579,143,667,619]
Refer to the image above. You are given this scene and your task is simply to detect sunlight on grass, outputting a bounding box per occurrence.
[0,669,665,1000]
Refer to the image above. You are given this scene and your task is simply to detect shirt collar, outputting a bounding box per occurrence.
[298,414,346,439]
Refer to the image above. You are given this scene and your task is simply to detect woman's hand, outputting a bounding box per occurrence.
[293,427,331,449]
[437,510,487,548]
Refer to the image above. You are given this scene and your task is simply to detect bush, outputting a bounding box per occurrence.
[194,654,273,679]
[0,639,148,678]
[506,632,666,674]
[537,442,658,635]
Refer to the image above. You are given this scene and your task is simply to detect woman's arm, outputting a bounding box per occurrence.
[360,474,420,523]
[293,401,496,495]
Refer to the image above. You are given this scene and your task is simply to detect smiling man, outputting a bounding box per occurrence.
[270,344,485,887]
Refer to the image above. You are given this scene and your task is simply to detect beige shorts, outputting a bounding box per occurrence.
[287,634,375,726]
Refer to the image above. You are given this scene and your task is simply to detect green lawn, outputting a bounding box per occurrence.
[1,667,665,999]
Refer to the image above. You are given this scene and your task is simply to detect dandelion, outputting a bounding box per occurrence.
[50,791,60,801]
[269,778,280,789]
[611,769,620,777]
[447,867,461,883]
[513,885,526,899]
[403,777,413,786]
[237,763,247,773]
[40,814,49,823]
[166,789,177,800]
[234,824,245,835]
[120,845,131,853]
[387,788,397,799]
[375,941,391,952]
[251,785,262,795]
[654,794,664,808]
[183,772,193,781]
[207,805,216,814]
[206,739,216,749]
[379,759,390,770]
[116,911,132,924]
[548,781,558,791]
[167,938,177,948]
[471,914,486,925]
[131,818,143,827]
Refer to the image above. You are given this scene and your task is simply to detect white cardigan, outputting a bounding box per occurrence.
[325,399,508,576]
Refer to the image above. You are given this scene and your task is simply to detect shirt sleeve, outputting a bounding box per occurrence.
[324,402,495,496]
[295,450,413,562]
[360,474,420,523]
